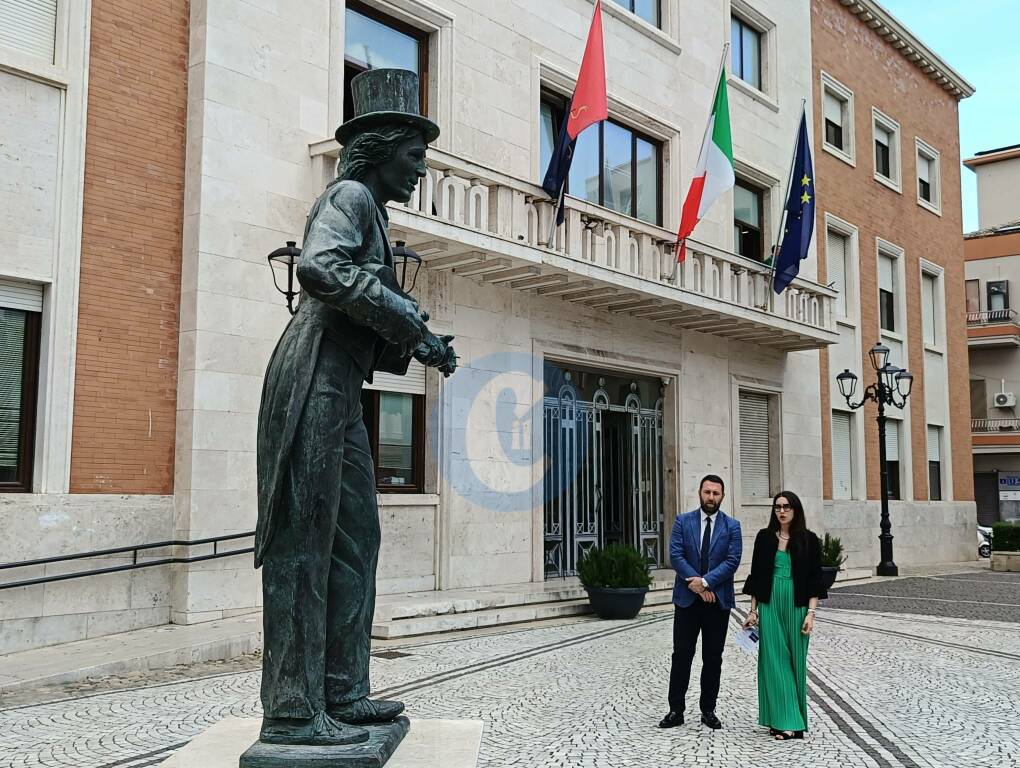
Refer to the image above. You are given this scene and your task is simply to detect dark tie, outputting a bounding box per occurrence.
[700,516,712,575]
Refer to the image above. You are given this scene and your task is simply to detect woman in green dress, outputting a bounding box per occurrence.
[741,491,826,740]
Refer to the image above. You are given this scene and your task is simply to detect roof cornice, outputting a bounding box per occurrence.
[840,0,975,100]
[964,147,1020,169]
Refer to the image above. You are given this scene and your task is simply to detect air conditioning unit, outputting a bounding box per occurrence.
[994,392,1016,408]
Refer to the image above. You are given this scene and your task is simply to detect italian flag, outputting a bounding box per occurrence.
[676,68,734,262]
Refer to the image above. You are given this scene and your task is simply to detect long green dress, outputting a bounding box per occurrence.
[757,549,809,732]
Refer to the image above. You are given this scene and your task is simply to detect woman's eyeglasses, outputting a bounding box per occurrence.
[773,503,793,511]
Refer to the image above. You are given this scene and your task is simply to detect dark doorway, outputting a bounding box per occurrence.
[974,472,999,526]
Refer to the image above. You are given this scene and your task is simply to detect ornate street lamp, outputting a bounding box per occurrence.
[836,342,914,577]
[267,241,302,315]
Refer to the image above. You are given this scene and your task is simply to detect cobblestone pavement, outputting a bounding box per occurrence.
[1,576,1018,768]
[827,569,1020,622]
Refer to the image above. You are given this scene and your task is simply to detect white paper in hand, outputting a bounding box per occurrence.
[734,626,759,656]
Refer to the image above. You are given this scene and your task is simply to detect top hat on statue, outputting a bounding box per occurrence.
[335,68,440,145]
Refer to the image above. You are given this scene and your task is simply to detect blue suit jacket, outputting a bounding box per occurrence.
[669,509,743,610]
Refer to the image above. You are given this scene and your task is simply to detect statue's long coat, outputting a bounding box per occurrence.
[254,180,412,567]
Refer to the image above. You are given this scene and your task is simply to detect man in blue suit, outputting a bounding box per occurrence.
[658,475,742,731]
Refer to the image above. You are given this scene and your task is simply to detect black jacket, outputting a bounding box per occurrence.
[741,528,828,606]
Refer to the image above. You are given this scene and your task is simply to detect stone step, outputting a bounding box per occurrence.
[372,588,675,640]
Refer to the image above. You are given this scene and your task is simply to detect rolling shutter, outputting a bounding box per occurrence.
[927,425,941,462]
[0,309,27,472]
[739,391,771,498]
[878,254,895,293]
[0,0,57,63]
[0,278,43,313]
[364,359,426,395]
[831,411,853,500]
[884,419,899,461]
[824,92,843,127]
[827,229,848,316]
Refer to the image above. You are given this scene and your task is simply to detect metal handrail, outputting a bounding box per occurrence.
[972,418,1020,432]
[967,309,1018,325]
[0,531,256,590]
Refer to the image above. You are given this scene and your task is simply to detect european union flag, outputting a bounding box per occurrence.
[773,113,815,294]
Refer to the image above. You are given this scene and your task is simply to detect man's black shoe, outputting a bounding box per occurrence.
[658,711,684,728]
[700,711,723,730]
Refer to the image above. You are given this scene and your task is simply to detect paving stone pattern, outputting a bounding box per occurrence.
[1,575,1018,768]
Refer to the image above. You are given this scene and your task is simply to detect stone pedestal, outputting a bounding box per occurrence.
[239,717,409,768]
[160,717,483,768]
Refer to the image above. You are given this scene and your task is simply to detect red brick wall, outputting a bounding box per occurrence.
[70,0,189,493]
[812,0,974,502]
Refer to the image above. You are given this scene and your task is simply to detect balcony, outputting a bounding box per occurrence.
[311,143,839,351]
[972,418,1020,451]
[967,309,1020,348]
[973,418,1020,432]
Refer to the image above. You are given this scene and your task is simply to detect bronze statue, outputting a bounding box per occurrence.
[252,69,455,750]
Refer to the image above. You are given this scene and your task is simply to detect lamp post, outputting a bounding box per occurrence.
[836,342,914,577]
[267,241,302,315]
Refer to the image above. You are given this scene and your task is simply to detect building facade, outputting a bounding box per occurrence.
[963,145,1020,525]
[812,0,976,565]
[0,0,977,654]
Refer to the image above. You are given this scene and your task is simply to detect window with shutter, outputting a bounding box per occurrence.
[824,92,844,150]
[826,229,849,317]
[0,0,57,63]
[739,391,772,499]
[879,254,896,332]
[922,272,938,346]
[927,425,942,501]
[884,419,901,500]
[831,411,853,500]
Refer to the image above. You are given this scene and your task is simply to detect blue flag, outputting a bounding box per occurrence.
[773,113,815,294]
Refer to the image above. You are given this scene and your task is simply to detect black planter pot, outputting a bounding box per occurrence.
[585,586,649,620]
[820,566,839,592]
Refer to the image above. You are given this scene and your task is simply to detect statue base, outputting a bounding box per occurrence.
[239,717,410,768]
[158,717,482,767]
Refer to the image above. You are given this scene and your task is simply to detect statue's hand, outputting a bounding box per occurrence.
[414,334,457,376]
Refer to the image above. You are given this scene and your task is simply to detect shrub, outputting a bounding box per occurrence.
[820,533,847,569]
[992,523,1020,552]
[577,544,652,589]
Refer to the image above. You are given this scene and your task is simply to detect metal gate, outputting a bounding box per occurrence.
[543,380,664,578]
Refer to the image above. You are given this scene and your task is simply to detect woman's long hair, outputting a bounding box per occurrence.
[767,490,808,551]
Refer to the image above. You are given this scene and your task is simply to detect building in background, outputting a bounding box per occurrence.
[963,145,1020,525]
[0,0,186,653]
[811,0,976,563]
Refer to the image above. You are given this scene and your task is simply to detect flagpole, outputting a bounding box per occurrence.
[669,42,731,285]
[545,180,566,249]
[761,99,808,309]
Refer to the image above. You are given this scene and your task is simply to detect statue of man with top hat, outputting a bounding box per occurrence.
[253,68,456,749]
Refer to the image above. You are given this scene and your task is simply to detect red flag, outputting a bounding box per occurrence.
[566,0,608,140]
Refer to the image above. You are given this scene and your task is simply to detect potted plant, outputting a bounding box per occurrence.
[819,533,846,592]
[991,523,1020,573]
[577,544,653,620]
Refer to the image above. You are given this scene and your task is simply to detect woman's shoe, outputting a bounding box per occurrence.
[774,730,804,740]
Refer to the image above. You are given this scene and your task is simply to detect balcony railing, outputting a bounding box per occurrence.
[967,309,1017,325]
[972,418,1020,433]
[310,139,839,351]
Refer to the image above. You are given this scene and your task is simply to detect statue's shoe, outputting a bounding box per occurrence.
[329,697,405,724]
[259,711,370,746]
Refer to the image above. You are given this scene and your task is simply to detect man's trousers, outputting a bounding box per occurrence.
[260,338,379,720]
[667,600,731,714]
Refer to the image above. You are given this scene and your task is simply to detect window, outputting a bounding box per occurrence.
[872,109,901,189]
[827,228,850,317]
[361,390,425,492]
[344,2,427,125]
[971,379,987,420]
[927,425,942,501]
[988,280,1009,312]
[739,391,775,499]
[921,271,939,346]
[608,0,660,27]
[0,0,58,64]
[734,179,764,261]
[879,253,897,333]
[0,307,41,492]
[540,93,662,225]
[831,411,855,500]
[730,16,762,91]
[821,74,854,162]
[916,139,941,212]
[884,420,901,501]
[966,279,980,314]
